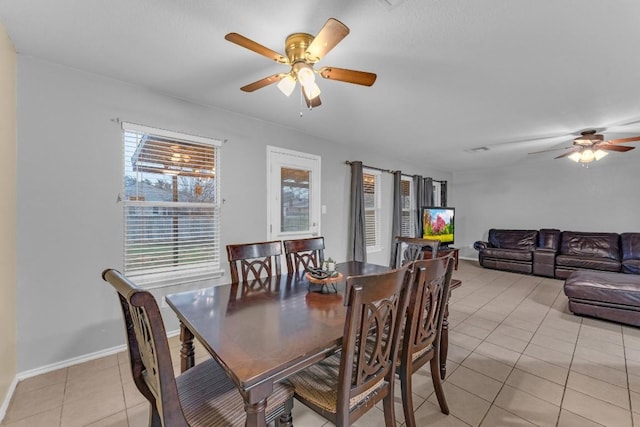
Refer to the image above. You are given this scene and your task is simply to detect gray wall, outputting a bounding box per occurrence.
[452,155,640,259]
[0,22,17,404]
[16,56,450,372]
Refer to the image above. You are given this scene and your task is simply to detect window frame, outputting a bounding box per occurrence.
[400,175,415,237]
[121,122,224,288]
[363,168,382,253]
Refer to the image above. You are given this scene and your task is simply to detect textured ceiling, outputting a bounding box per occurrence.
[2,0,640,171]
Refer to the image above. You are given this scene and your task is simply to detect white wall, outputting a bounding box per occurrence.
[0,22,17,408]
[16,56,450,372]
[452,155,640,259]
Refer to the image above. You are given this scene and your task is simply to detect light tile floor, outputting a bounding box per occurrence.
[3,260,640,426]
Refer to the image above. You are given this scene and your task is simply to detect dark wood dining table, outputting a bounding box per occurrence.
[166,261,388,427]
[166,260,460,427]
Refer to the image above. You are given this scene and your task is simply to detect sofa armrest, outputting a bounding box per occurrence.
[474,241,490,251]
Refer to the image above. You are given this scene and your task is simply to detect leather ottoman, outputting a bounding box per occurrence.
[564,270,640,327]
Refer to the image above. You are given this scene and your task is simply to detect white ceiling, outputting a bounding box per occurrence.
[2,0,640,171]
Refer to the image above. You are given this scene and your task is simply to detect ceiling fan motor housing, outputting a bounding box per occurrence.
[575,130,604,146]
[284,33,315,64]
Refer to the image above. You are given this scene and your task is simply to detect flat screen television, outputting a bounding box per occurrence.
[422,206,455,247]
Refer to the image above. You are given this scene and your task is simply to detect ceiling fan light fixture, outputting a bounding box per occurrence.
[277,75,296,96]
[594,149,608,161]
[294,62,316,87]
[303,82,322,100]
[568,151,582,162]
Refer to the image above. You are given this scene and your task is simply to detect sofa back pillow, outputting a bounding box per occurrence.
[560,231,620,260]
[538,229,561,251]
[488,229,538,251]
[621,233,640,261]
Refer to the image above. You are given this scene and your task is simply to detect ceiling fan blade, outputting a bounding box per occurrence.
[554,150,579,159]
[528,146,573,155]
[607,135,640,144]
[225,33,288,64]
[305,18,349,63]
[240,74,287,92]
[597,144,635,152]
[302,88,322,108]
[319,66,377,86]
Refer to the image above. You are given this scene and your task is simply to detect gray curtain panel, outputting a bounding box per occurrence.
[413,175,423,238]
[424,177,434,206]
[389,170,402,267]
[347,161,367,262]
[441,181,448,207]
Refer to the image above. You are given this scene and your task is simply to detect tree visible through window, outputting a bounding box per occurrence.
[122,123,222,286]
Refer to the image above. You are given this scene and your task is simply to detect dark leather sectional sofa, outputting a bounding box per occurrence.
[474,229,640,279]
[474,229,640,326]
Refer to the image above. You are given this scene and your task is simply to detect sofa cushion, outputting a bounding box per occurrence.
[560,231,620,261]
[481,248,533,262]
[538,229,561,251]
[621,233,640,261]
[623,260,640,275]
[564,270,640,307]
[488,229,538,251]
[555,255,621,272]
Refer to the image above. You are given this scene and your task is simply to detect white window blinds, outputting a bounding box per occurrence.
[122,122,222,286]
[363,169,381,250]
[400,177,414,237]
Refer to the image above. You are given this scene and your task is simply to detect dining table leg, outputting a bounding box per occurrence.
[179,322,195,373]
[244,400,268,427]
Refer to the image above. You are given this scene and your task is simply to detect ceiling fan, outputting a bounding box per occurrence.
[529,130,640,163]
[225,18,377,108]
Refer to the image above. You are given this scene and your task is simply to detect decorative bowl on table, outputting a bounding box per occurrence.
[305,267,342,294]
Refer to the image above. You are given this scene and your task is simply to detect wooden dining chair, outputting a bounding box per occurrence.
[391,236,441,268]
[102,268,294,427]
[283,236,325,274]
[398,256,455,427]
[226,240,282,283]
[287,264,413,426]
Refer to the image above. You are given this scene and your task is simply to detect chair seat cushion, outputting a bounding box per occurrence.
[481,248,533,262]
[555,255,621,272]
[287,352,387,414]
[176,358,294,426]
[564,271,640,307]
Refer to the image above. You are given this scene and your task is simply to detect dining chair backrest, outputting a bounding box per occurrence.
[283,236,325,274]
[102,268,189,426]
[399,255,454,426]
[103,268,295,426]
[337,263,413,421]
[226,240,282,283]
[391,236,440,268]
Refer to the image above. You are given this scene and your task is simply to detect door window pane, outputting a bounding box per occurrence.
[281,168,310,232]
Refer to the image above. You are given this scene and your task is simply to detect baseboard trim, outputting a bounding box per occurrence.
[1,328,181,423]
[0,376,19,423]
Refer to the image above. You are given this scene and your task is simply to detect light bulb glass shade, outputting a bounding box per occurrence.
[568,151,582,162]
[303,82,321,100]
[295,63,316,87]
[581,148,595,163]
[594,149,608,160]
[277,75,296,96]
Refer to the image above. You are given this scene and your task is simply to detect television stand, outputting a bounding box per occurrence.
[423,246,459,270]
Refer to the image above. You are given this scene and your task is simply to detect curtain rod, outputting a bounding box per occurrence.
[344,161,447,183]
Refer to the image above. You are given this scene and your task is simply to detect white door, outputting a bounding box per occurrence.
[267,146,321,241]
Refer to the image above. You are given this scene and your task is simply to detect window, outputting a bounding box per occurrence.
[363,169,381,251]
[122,122,222,287]
[400,176,414,237]
[433,180,442,207]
